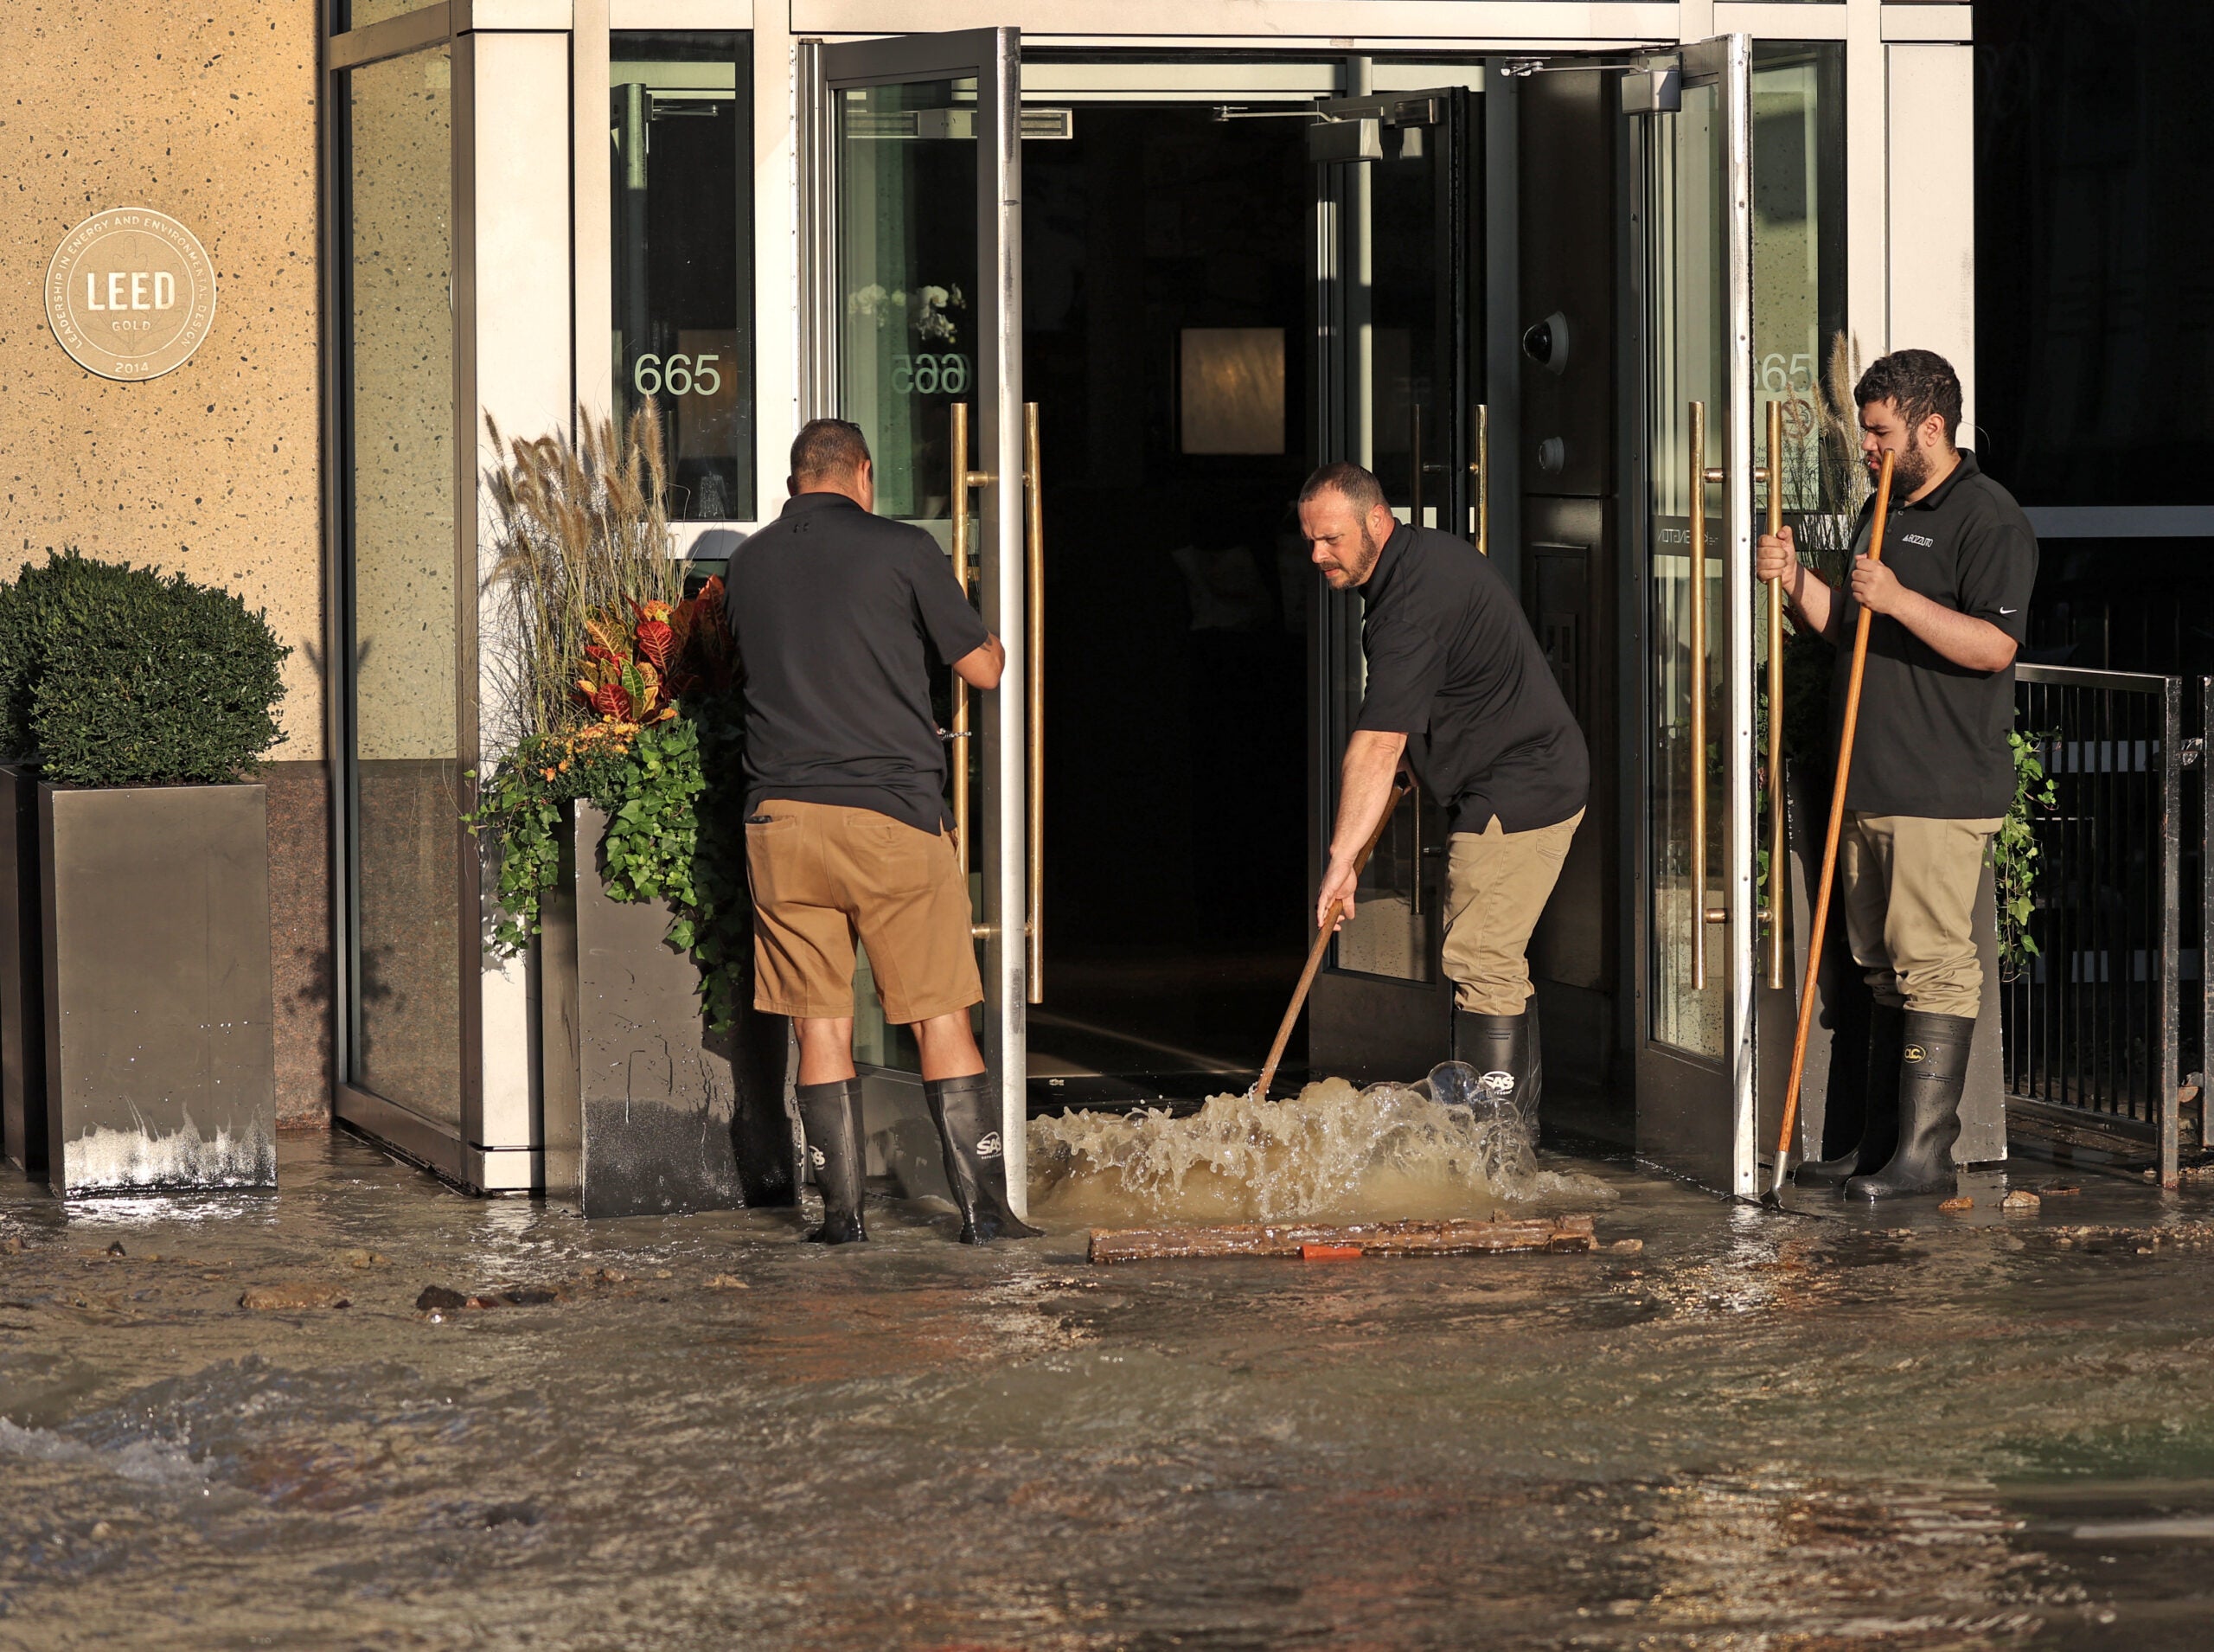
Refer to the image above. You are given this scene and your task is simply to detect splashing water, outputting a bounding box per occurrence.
[1027,1065,1616,1226]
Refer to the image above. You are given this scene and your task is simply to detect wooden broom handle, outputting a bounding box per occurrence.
[1771,450,1896,1192]
[1255,775,1413,1100]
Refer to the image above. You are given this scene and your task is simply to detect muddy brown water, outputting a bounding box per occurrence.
[5,1121,2214,1649]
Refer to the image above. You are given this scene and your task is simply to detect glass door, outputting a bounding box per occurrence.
[1307,87,1481,1084]
[1629,38,1759,1194]
[807,30,1031,1207]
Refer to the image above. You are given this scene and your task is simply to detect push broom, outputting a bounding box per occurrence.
[1766,448,1897,1201]
[1254,773,1412,1100]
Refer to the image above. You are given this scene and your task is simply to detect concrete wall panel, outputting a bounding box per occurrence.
[0,2,324,760]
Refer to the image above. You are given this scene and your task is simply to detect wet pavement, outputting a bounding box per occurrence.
[7,1129,2214,1649]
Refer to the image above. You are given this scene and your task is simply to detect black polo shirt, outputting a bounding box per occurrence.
[1829,451,2038,819]
[725,491,989,835]
[1355,522,1590,835]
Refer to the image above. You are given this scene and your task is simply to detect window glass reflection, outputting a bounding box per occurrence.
[611,33,757,522]
[345,47,461,1122]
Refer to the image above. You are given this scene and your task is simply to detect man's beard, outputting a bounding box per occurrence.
[1872,441,1932,496]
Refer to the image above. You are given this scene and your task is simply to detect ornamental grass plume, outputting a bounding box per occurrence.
[481,402,681,756]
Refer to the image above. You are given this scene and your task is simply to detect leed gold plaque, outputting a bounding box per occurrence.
[44,207,217,382]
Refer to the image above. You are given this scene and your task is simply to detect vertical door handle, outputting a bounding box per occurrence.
[1468,402,1489,555]
[1024,402,1045,1006]
[949,404,991,893]
[1763,400,1785,990]
[1688,400,1725,989]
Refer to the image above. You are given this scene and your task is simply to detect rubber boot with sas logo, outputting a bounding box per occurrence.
[1846,1010,1973,1201]
[925,1073,1042,1243]
[1795,1002,1906,1188]
[795,1078,867,1244]
[1452,999,1543,1130]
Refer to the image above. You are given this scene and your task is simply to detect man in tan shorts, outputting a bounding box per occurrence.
[725,419,1038,1245]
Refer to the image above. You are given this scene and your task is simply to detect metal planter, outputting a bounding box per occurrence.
[538,801,794,1219]
[40,780,277,1194]
[0,764,46,1175]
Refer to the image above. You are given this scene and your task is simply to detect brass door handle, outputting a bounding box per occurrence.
[1024,402,1044,1006]
[1469,402,1489,556]
[949,403,990,882]
[1763,400,1785,990]
[1689,400,1713,991]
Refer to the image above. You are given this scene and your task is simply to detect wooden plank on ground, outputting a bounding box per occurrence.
[1087,1213,1595,1264]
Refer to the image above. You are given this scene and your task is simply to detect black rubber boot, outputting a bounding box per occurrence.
[794,1079,867,1244]
[1846,1010,1974,1201]
[1454,1000,1541,1126]
[1795,1002,1906,1188]
[925,1073,1041,1243]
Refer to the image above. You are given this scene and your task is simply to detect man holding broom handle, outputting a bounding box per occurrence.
[1758,350,2038,1199]
[1302,461,1589,1116]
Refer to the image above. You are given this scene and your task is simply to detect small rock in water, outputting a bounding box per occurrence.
[104,1241,125,1258]
[705,1274,748,1290]
[0,1236,23,1255]
[342,1248,389,1270]
[1940,1195,1974,1213]
[1606,1239,1644,1256]
[2002,1190,2041,1212]
[2041,1184,2081,1197]
[415,1284,470,1312]
[241,1283,349,1311]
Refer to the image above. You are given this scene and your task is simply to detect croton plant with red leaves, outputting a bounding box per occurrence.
[572,579,736,725]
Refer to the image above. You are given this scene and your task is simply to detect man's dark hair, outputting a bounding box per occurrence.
[790,418,872,483]
[1854,349,1962,445]
[1298,461,1388,519]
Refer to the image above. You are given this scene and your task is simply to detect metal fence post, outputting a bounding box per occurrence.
[2161,676,2182,1189]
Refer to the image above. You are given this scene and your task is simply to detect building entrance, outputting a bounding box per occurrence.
[802,32,1776,1200]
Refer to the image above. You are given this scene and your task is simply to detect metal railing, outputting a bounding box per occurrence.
[2002,663,2186,1185]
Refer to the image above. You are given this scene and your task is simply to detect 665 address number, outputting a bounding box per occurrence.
[632,353,723,397]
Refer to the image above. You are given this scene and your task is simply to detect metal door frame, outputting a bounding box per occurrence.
[1625,35,1758,1196]
[1307,85,1477,1084]
[798,28,1032,1213]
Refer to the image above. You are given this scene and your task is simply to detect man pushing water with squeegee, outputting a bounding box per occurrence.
[1759,349,2038,1201]
[1301,461,1590,1121]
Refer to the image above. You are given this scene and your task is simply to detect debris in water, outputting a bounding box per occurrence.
[105,1241,125,1258]
[706,1274,749,1290]
[415,1283,559,1314]
[2042,1184,2081,1197]
[1089,1214,1596,1264]
[1301,1244,1363,1260]
[2003,1190,2041,1213]
[1031,1066,1614,1226]
[1940,1195,1974,1213]
[240,1284,349,1311]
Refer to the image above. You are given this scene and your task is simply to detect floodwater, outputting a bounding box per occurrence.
[1031,1073,1612,1225]
[5,1110,2214,1648]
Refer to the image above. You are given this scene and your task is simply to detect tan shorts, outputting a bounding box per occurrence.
[745,799,982,1023]
[1840,811,2000,1018]
[1441,810,1584,1016]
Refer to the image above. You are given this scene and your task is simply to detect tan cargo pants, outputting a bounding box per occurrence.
[1840,811,2000,1018]
[1441,810,1584,1015]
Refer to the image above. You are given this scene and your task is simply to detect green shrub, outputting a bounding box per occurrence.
[0,550,151,761]
[21,555,289,789]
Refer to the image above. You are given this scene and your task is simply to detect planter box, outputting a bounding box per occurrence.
[539,801,794,1219]
[0,765,45,1175]
[40,782,277,1194]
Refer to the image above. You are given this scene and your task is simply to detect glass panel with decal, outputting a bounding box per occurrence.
[836,77,982,1070]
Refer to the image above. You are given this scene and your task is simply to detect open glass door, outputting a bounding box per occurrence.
[1629,38,1759,1194]
[1307,86,1482,1085]
[804,29,1032,1210]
